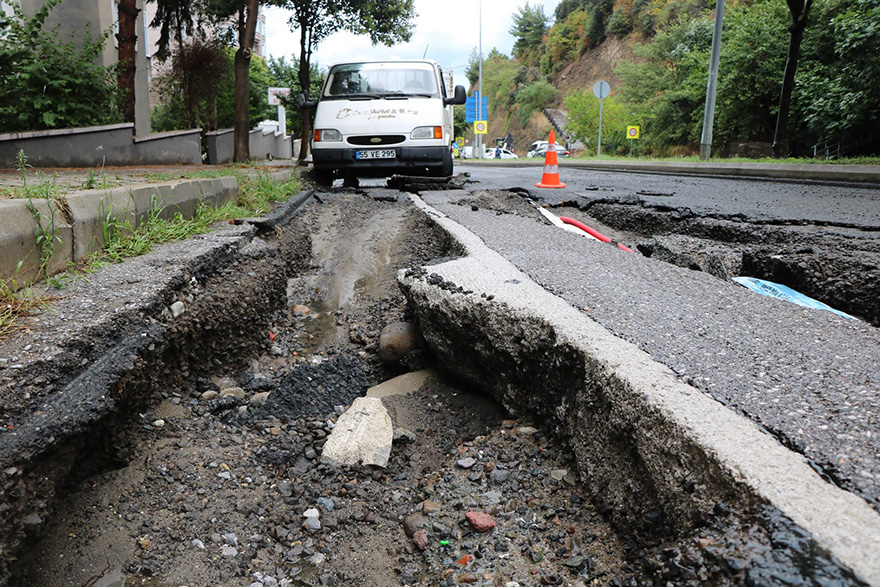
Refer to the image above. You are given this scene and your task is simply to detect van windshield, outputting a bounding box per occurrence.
[323,62,440,99]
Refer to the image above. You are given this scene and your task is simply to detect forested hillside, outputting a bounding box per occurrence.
[469,0,879,158]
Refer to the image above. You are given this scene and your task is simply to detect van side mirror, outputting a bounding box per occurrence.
[299,90,317,109]
[444,85,467,106]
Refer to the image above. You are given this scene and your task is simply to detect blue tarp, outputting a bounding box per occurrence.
[732,277,854,319]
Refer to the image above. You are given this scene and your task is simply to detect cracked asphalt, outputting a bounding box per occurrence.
[423,163,880,512]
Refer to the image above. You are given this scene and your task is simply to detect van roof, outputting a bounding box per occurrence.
[326,59,441,69]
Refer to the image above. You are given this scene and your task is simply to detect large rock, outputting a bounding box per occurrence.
[377,322,422,364]
[321,397,393,468]
[366,369,435,398]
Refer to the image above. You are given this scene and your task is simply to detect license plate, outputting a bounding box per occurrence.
[356,149,396,160]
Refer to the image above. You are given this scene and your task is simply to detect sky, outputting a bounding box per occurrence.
[263,0,562,85]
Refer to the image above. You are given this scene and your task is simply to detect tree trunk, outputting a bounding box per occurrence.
[116,0,139,130]
[297,22,312,163]
[233,0,261,162]
[772,0,813,158]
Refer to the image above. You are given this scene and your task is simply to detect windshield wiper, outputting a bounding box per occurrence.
[383,92,435,100]
[348,94,382,100]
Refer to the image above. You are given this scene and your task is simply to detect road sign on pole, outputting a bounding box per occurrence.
[474,121,488,134]
[268,87,291,136]
[627,126,640,157]
[466,93,489,123]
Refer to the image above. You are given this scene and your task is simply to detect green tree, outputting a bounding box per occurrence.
[151,37,230,133]
[794,0,880,152]
[150,0,263,160]
[466,47,481,87]
[541,9,589,74]
[510,3,550,68]
[555,0,589,21]
[149,0,202,61]
[480,50,518,113]
[615,16,711,153]
[515,79,558,125]
[771,0,815,156]
[0,0,121,132]
[284,0,416,162]
[268,56,322,137]
[712,1,787,146]
[565,90,628,154]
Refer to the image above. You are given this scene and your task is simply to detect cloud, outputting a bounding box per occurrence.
[264,0,562,84]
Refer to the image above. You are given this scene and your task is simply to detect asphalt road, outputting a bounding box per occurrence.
[424,163,880,512]
[458,162,880,227]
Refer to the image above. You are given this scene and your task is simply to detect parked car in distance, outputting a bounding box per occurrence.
[485,147,519,159]
[458,145,474,159]
[527,140,570,158]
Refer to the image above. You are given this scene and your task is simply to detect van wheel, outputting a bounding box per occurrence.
[434,151,454,177]
[313,167,334,186]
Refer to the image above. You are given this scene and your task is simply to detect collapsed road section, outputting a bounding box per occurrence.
[1,171,879,586]
[0,189,312,584]
[399,189,880,585]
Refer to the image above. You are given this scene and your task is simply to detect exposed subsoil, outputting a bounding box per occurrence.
[14,189,635,587]
[8,180,871,586]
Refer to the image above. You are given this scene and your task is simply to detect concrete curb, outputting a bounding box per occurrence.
[1,175,249,286]
[399,195,880,585]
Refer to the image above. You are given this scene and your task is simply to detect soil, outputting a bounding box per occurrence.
[14,188,634,587]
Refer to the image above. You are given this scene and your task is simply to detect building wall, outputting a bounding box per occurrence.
[16,0,151,135]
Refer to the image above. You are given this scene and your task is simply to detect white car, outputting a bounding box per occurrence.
[527,140,570,158]
[485,148,519,160]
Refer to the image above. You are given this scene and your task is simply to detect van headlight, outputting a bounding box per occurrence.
[314,129,342,142]
[412,126,443,140]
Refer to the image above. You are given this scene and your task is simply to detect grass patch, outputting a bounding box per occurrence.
[90,171,299,265]
[0,278,44,339]
[1,170,301,340]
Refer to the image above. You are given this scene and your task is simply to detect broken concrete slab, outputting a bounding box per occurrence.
[399,192,880,585]
[321,397,393,468]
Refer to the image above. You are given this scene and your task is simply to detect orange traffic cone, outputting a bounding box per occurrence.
[535,130,566,189]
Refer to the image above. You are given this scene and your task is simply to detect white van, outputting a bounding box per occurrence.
[308,60,466,184]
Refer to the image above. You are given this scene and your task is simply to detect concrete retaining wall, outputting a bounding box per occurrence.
[0,177,239,286]
[206,128,292,165]
[0,124,202,167]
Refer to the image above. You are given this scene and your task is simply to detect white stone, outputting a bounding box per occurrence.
[170,301,186,318]
[320,397,393,468]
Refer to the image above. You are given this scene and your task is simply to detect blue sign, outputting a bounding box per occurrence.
[465,92,488,123]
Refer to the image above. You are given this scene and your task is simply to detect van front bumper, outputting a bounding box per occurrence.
[312,146,449,175]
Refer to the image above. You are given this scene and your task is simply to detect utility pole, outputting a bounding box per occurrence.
[477,0,483,159]
[699,0,725,160]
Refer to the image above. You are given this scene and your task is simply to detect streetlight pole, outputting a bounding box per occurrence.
[700,0,725,160]
[477,0,483,159]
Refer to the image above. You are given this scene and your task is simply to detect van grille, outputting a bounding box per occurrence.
[348,135,406,146]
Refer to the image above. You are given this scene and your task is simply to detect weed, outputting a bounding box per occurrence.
[0,267,44,338]
[20,151,67,281]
